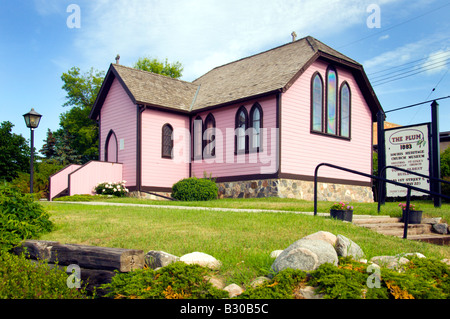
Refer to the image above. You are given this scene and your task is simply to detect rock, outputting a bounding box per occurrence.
[370,255,409,270]
[250,276,271,288]
[145,250,179,269]
[303,231,337,246]
[180,252,222,269]
[224,284,244,298]
[206,275,226,290]
[335,235,365,259]
[270,250,283,258]
[271,239,338,273]
[400,252,426,259]
[422,217,441,224]
[297,286,324,299]
[432,223,448,234]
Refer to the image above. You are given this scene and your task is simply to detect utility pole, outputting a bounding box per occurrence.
[431,100,441,207]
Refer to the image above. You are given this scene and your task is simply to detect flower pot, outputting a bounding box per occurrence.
[401,210,422,224]
[330,209,353,222]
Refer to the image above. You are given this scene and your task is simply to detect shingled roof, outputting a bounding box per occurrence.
[90,36,381,120]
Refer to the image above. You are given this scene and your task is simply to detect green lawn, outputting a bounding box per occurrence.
[40,198,450,287]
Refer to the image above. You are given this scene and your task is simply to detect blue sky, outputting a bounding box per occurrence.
[1,0,449,153]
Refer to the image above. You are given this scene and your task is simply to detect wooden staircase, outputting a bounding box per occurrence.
[353,216,450,245]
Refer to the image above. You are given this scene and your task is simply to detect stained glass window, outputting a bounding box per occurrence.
[193,117,203,160]
[327,68,337,135]
[162,124,173,158]
[340,83,350,138]
[204,114,215,157]
[312,73,323,132]
[236,107,248,153]
[250,104,262,151]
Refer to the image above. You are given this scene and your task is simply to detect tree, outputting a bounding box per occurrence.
[57,67,105,163]
[0,121,30,182]
[441,148,450,177]
[40,129,56,159]
[133,57,183,79]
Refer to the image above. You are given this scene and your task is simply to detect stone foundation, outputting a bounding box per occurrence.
[129,178,374,203]
[217,178,374,203]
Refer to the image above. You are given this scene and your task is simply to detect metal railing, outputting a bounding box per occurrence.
[313,163,450,239]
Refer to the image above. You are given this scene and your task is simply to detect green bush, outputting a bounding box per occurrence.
[0,251,90,299]
[0,184,53,251]
[172,177,218,201]
[101,262,228,299]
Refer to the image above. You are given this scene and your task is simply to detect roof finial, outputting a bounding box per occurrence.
[115,54,120,64]
[291,31,297,42]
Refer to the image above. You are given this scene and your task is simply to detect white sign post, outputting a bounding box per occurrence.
[385,123,430,197]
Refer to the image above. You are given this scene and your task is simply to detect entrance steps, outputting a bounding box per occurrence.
[353,216,450,245]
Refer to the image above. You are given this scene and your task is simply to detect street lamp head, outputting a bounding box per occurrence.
[23,108,42,129]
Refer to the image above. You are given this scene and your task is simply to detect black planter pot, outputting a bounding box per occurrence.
[330,209,353,222]
[401,210,423,224]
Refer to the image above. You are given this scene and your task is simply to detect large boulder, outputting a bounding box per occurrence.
[335,235,365,259]
[303,231,337,246]
[271,239,338,273]
[180,252,222,269]
[145,250,179,269]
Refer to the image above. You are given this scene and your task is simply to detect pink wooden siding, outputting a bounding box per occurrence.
[69,161,123,196]
[49,164,82,200]
[281,60,373,182]
[191,96,278,179]
[100,78,137,187]
[141,109,190,188]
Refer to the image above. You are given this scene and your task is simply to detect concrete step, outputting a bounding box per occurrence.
[407,234,450,245]
[361,223,433,236]
[353,217,401,225]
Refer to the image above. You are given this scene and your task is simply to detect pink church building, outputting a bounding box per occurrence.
[49,36,382,202]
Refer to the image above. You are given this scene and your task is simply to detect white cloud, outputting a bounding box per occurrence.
[421,49,450,75]
[363,33,450,71]
[69,0,384,81]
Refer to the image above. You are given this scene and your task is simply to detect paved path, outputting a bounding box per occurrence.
[49,201,390,219]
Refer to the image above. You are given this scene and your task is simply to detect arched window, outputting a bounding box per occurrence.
[204,113,216,157]
[105,130,118,163]
[161,124,173,159]
[250,103,263,152]
[193,116,203,160]
[235,106,248,154]
[340,82,351,138]
[311,72,323,132]
[326,67,337,135]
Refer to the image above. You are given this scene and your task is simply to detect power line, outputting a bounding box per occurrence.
[368,51,450,80]
[371,61,449,86]
[384,95,450,114]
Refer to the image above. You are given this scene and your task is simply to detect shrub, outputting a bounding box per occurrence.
[94,181,129,197]
[10,159,64,199]
[101,262,228,299]
[172,177,218,201]
[0,184,53,251]
[239,268,308,299]
[0,251,90,299]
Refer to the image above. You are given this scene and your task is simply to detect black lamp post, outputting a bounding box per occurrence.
[23,108,42,194]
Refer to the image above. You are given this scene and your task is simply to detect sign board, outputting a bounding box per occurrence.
[385,123,430,197]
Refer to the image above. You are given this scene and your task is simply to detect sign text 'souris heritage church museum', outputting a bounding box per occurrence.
[49,36,383,203]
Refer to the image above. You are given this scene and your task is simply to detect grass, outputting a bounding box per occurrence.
[40,198,450,287]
